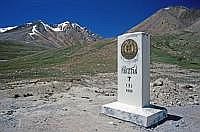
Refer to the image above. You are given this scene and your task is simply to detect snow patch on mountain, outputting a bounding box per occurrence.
[57,21,71,31]
[40,21,49,31]
[0,26,17,33]
[28,25,38,38]
[49,21,86,32]
[72,23,85,30]
[164,7,170,10]
[51,27,62,32]
[26,22,33,25]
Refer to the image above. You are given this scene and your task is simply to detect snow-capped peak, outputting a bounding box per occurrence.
[58,21,71,30]
[0,26,17,33]
[72,23,85,30]
[0,20,99,47]
[50,21,86,32]
[38,21,49,31]
[61,21,70,24]
[28,21,51,38]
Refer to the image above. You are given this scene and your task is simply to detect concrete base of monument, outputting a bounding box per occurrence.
[101,101,167,127]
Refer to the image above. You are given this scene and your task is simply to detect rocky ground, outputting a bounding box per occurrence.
[0,63,200,132]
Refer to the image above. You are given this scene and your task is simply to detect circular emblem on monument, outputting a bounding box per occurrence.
[121,39,138,60]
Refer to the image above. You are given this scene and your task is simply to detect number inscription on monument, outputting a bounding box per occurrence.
[121,39,138,60]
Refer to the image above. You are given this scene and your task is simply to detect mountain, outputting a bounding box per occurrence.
[0,20,101,48]
[127,6,200,69]
[128,6,200,35]
[185,18,200,33]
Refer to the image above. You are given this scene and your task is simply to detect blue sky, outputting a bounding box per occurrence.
[0,0,200,37]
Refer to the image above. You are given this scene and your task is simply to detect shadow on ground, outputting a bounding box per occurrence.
[148,114,182,129]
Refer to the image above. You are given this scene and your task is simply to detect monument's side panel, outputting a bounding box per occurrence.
[142,33,150,107]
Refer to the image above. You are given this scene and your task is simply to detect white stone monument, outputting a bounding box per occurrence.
[101,32,167,127]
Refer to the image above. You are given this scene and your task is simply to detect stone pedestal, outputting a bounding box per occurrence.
[101,32,167,127]
[101,102,167,127]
